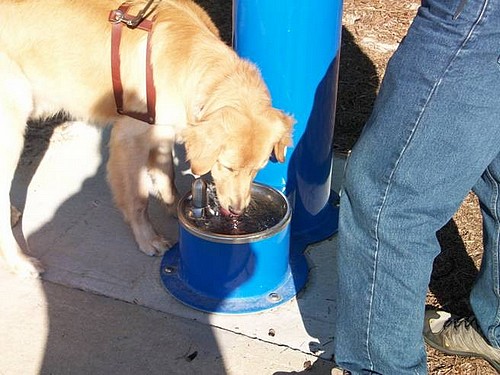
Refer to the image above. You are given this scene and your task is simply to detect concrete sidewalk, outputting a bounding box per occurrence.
[1,121,342,375]
[0,269,333,375]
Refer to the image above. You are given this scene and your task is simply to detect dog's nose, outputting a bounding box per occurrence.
[228,206,243,216]
[219,206,241,217]
[220,204,244,217]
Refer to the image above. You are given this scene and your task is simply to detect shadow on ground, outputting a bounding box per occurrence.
[14,121,233,374]
[430,220,479,317]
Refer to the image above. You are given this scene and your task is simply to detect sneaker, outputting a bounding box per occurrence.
[423,309,500,371]
[331,369,351,375]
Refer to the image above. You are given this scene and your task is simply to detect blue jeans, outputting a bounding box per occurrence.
[333,0,500,373]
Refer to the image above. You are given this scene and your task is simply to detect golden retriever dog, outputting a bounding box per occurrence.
[0,0,294,277]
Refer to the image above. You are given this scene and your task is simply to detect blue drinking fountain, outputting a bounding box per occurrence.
[161,0,343,314]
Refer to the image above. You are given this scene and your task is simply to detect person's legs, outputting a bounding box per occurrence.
[333,0,500,373]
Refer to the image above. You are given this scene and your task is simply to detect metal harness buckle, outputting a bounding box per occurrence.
[110,0,156,28]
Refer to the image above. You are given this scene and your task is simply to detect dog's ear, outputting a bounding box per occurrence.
[269,109,295,163]
[181,121,223,176]
[181,108,235,176]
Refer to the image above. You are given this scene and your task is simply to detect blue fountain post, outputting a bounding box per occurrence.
[233,0,343,248]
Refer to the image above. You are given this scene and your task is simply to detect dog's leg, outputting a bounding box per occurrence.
[148,137,179,217]
[107,119,173,256]
[0,54,43,277]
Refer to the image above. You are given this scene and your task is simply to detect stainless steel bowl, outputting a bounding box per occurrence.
[178,182,291,244]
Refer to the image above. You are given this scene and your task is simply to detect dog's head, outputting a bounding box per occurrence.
[181,106,294,215]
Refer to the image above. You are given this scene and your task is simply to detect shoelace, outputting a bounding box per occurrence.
[443,315,478,331]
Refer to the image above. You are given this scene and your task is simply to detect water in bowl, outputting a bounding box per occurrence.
[182,182,287,236]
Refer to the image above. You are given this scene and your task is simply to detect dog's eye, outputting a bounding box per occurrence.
[222,165,235,172]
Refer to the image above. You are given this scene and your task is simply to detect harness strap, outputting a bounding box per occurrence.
[109,3,156,124]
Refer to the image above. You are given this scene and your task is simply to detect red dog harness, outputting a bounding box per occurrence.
[108,1,157,124]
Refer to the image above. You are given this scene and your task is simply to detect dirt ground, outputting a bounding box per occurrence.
[23,1,494,373]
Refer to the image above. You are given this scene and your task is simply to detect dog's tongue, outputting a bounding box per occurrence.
[220,206,240,218]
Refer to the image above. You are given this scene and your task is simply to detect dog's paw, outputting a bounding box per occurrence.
[6,255,44,279]
[138,235,174,257]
